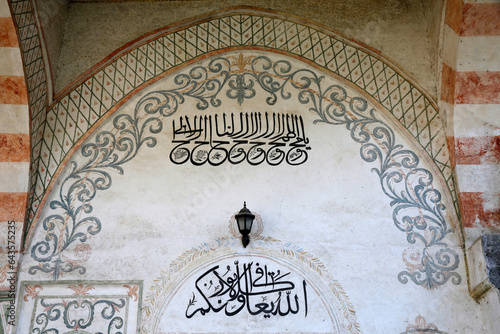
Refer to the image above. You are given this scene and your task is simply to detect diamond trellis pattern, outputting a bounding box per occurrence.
[9,5,459,243]
[9,0,48,234]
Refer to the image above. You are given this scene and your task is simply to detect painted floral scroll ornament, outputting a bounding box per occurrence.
[29,53,460,289]
[68,283,95,295]
[124,284,139,301]
[23,285,43,302]
[31,297,126,333]
[29,89,178,280]
[400,315,447,334]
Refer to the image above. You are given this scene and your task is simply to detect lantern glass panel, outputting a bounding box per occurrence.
[245,217,253,231]
[237,216,245,233]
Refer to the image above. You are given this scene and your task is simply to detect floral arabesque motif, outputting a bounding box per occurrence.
[400,315,447,334]
[29,53,460,289]
[29,89,182,280]
[68,284,95,295]
[24,285,43,302]
[32,297,125,334]
[124,284,139,301]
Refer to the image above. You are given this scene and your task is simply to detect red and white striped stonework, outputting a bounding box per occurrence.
[0,0,28,290]
[441,0,500,239]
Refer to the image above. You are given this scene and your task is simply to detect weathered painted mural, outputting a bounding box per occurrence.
[16,50,485,333]
[152,252,357,333]
[1,2,498,334]
[16,281,142,333]
[16,9,458,250]
[28,51,460,286]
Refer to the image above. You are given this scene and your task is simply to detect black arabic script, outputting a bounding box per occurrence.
[170,112,311,166]
[185,261,308,318]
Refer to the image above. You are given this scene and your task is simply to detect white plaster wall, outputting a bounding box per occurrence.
[18,51,486,333]
[34,0,69,93]
[55,0,442,99]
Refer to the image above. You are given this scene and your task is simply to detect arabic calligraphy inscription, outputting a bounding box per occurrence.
[170,112,311,166]
[186,260,308,319]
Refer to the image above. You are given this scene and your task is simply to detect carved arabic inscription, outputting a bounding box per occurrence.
[185,261,308,318]
[170,112,311,166]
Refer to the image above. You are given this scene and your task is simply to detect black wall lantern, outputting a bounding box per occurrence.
[235,202,255,248]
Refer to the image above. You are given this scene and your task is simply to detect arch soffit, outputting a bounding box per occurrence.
[28,7,458,247]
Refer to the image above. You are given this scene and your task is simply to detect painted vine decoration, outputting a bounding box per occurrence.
[29,88,180,279]
[30,53,460,288]
[32,298,125,334]
[400,315,448,334]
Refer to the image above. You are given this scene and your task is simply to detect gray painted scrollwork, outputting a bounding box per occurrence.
[30,53,460,289]
[29,89,177,279]
[32,298,125,334]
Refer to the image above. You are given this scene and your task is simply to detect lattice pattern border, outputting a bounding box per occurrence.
[8,5,459,246]
[9,0,48,232]
[27,53,461,289]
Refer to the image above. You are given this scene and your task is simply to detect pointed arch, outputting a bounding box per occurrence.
[24,8,459,274]
[25,46,462,290]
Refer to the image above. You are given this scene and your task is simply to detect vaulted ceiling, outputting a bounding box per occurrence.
[36,0,445,100]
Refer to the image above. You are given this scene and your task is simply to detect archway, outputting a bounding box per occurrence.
[13,7,483,334]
